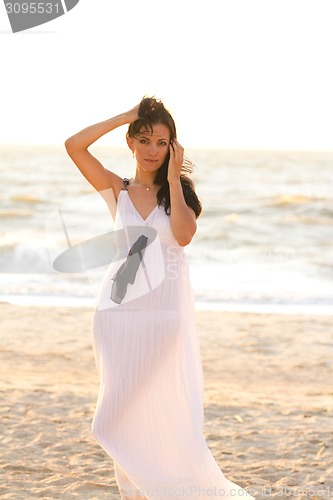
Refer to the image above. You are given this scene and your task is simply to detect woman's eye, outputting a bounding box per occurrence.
[140,139,148,144]
[159,141,168,146]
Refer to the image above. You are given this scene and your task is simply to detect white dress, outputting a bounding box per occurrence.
[91,187,255,499]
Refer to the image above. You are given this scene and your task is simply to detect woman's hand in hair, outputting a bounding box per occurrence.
[123,104,140,124]
[168,139,184,183]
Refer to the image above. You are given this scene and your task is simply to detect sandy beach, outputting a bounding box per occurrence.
[0,303,332,499]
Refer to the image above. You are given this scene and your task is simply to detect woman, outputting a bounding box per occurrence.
[65,97,255,499]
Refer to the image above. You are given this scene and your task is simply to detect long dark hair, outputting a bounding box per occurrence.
[127,97,202,219]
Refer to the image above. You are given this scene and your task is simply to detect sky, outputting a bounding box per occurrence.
[1,0,333,150]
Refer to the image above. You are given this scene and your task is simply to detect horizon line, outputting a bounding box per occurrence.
[1,142,333,154]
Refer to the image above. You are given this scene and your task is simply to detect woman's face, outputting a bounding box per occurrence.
[128,123,171,172]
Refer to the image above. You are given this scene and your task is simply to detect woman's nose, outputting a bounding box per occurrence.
[148,144,158,156]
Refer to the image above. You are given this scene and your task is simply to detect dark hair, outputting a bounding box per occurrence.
[127,97,202,219]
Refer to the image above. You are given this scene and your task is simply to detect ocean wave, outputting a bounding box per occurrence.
[11,194,47,204]
[0,246,53,273]
[0,209,33,218]
[269,194,327,206]
[278,214,333,225]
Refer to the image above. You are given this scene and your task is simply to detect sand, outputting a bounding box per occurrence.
[0,303,332,499]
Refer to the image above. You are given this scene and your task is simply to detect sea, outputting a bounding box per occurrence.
[1,144,332,314]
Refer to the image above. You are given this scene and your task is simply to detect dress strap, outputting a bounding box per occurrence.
[122,178,130,191]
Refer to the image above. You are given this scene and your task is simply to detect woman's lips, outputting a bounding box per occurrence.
[145,159,158,164]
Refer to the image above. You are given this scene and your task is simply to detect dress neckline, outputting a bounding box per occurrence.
[123,190,159,222]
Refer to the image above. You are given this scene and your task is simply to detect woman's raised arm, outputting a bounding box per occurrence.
[64,105,139,197]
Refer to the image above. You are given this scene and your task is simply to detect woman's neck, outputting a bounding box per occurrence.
[132,168,156,188]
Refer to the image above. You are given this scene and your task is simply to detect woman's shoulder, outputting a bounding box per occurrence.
[111,176,130,201]
[121,178,130,190]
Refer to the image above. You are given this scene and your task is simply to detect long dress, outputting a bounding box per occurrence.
[91,186,255,500]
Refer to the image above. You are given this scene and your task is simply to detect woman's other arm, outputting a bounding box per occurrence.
[168,140,197,246]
